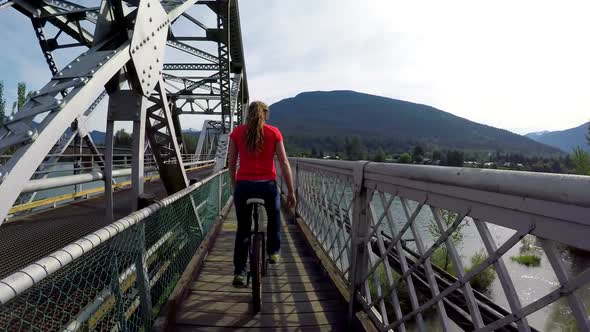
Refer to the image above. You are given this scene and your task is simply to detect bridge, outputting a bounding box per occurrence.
[0,1,589,331]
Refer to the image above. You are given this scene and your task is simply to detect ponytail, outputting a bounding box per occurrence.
[245,101,269,152]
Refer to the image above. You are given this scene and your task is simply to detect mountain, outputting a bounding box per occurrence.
[525,122,590,153]
[268,90,563,155]
[524,131,550,140]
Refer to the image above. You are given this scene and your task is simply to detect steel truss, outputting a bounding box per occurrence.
[0,0,249,224]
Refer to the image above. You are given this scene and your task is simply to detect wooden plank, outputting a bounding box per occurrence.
[191,280,337,293]
[195,273,328,284]
[186,290,342,303]
[205,254,316,263]
[175,310,344,328]
[199,264,324,275]
[173,324,343,331]
[177,299,345,315]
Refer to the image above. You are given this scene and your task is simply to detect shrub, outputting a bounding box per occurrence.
[466,250,496,292]
[510,254,541,267]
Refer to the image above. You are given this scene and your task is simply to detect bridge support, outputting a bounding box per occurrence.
[348,161,371,322]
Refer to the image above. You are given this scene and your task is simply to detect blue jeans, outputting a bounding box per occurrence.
[233,180,281,275]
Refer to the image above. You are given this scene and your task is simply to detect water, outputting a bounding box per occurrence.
[373,197,590,331]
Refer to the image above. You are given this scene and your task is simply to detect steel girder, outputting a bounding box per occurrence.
[0,0,249,224]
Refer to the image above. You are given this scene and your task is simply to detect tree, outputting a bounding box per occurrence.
[571,146,590,175]
[0,81,5,126]
[114,128,133,146]
[17,82,27,112]
[398,153,412,164]
[182,134,197,154]
[445,150,464,167]
[372,148,386,162]
[345,136,365,160]
[412,145,424,163]
[587,122,590,146]
[428,210,468,273]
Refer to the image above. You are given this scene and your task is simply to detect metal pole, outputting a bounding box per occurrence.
[104,120,115,222]
[131,98,147,211]
[348,161,370,321]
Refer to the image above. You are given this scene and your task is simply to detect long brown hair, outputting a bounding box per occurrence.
[245,101,269,152]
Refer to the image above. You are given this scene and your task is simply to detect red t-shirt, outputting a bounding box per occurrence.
[229,124,283,181]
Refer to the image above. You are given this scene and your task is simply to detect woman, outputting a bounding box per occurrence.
[228,101,296,286]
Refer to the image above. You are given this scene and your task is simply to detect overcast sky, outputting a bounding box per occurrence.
[1,0,589,134]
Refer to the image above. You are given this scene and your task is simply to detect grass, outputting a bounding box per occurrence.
[510,254,541,267]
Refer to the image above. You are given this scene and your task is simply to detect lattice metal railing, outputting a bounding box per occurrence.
[278,158,590,332]
[0,170,231,331]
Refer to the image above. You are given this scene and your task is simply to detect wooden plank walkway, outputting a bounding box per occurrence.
[169,207,349,331]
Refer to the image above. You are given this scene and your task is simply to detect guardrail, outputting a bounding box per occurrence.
[6,157,215,219]
[277,158,590,331]
[0,170,232,331]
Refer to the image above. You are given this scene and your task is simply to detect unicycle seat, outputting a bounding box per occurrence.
[246,198,265,205]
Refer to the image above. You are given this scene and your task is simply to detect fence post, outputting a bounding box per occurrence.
[294,159,299,215]
[218,172,223,215]
[133,224,153,329]
[348,161,371,321]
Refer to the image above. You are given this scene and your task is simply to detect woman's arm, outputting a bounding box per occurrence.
[228,139,238,189]
[275,141,296,208]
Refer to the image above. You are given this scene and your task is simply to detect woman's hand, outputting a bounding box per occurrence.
[287,191,296,209]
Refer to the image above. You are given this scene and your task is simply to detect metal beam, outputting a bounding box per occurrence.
[163,63,220,71]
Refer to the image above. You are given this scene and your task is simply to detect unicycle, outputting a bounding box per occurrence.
[245,198,267,314]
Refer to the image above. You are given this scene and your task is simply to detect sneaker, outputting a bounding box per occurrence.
[269,253,280,264]
[232,274,246,287]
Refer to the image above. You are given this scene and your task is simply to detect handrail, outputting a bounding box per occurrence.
[279,157,590,331]
[0,169,227,305]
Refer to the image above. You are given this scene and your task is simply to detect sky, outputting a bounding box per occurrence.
[1,0,589,134]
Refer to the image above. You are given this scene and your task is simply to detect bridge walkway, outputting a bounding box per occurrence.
[166,206,350,331]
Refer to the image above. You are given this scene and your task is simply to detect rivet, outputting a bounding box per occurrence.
[26,130,33,137]
[156,58,159,63]
[106,55,111,60]
[143,70,146,74]
[33,90,39,95]
[58,72,63,76]
[147,2,150,7]
[152,32,155,37]
[154,46,157,50]
[132,50,135,54]
[67,65,72,69]
[8,116,13,121]
[75,58,80,62]
[112,50,117,54]
[148,74,151,78]
[98,62,103,66]
[142,79,145,83]
[149,66,152,70]
[90,69,95,74]
[149,18,152,22]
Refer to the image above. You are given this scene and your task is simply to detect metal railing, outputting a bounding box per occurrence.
[278,158,590,332]
[0,170,232,331]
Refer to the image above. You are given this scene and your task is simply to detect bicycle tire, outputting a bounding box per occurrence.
[251,233,263,314]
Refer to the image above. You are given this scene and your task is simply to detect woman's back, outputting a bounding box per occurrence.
[229,123,283,181]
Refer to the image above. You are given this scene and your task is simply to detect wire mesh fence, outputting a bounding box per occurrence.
[280,158,590,332]
[0,171,231,331]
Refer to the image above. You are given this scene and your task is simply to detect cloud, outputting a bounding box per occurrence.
[2,1,589,134]
[240,0,590,132]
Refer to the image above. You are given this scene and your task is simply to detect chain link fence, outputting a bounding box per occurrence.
[0,171,231,331]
